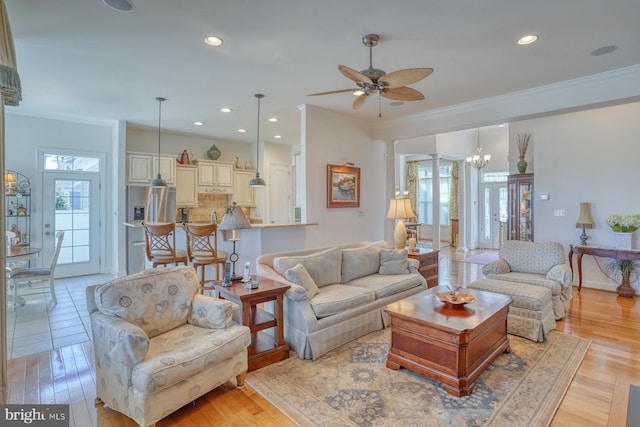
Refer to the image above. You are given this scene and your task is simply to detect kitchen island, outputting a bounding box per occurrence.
[124,221,319,276]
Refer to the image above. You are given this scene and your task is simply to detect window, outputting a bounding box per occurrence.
[43,154,100,172]
[417,163,452,226]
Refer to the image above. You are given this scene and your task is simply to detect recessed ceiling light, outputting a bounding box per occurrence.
[274,135,282,139]
[517,34,538,45]
[590,45,617,56]
[194,121,204,126]
[238,129,246,133]
[390,101,404,107]
[268,117,278,122]
[220,107,232,113]
[204,36,224,47]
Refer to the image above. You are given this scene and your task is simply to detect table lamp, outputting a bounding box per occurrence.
[387,197,414,249]
[219,202,252,281]
[575,202,594,246]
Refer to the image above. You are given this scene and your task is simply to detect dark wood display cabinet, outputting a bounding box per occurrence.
[507,173,534,242]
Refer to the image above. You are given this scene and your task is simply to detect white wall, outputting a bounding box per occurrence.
[511,101,640,291]
[300,105,388,249]
[5,113,117,271]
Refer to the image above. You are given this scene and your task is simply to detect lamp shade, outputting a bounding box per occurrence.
[386,198,414,219]
[4,172,16,183]
[219,203,251,231]
[576,202,594,229]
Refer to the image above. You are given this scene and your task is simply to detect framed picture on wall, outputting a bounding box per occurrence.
[327,164,360,208]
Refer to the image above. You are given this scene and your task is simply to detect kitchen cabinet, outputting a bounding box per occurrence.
[232,169,255,206]
[507,173,534,241]
[198,160,233,194]
[127,152,175,185]
[175,165,198,207]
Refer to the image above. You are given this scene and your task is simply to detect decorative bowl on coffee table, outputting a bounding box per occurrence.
[435,291,475,309]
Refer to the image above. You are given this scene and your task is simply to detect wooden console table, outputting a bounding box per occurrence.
[568,245,640,291]
[214,277,290,371]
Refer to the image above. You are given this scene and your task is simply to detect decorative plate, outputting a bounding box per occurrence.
[435,291,475,308]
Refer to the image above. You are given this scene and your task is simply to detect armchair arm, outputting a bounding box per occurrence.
[91,311,149,367]
[482,259,510,276]
[547,264,572,289]
[408,258,419,274]
[188,294,233,329]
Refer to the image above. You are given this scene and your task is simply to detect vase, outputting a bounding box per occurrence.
[614,232,632,250]
[616,274,636,298]
[207,144,221,160]
[517,157,528,174]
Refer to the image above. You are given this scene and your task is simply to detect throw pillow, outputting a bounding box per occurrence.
[274,247,342,286]
[285,263,320,298]
[379,248,409,275]
[188,294,233,329]
[341,241,387,283]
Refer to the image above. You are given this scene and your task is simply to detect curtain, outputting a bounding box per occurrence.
[406,161,419,217]
[449,161,459,221]
[0,0,21,404]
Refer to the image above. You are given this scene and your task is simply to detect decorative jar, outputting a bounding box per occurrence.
[615,232,632,250]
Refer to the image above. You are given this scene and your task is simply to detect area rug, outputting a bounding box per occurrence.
[247,329,590,426]
[461,251,499,265]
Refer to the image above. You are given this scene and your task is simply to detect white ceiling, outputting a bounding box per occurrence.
[4,0,640,146]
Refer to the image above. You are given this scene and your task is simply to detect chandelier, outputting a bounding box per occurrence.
[466,147,491,170]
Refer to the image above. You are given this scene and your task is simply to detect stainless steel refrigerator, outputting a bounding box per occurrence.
[126,186,176,274]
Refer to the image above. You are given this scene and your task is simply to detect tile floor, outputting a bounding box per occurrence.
[5,273,116,360]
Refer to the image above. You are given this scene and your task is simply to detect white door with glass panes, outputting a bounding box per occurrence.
[480,178,508,249]
[40,152,103,277]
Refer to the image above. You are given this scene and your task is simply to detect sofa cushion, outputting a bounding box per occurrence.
[379,249,409,275]
[484,272,561,295]
[341,241,387,283]
[95,266,199,338]
[309,284,376,318]
[348,273,422,299]
[285,263,320,298]
[188,295,233,329]
[131,323,250,395]
[274,247,342,287]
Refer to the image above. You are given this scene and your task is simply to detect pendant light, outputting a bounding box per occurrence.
[249,93,266,187]
[150,97,167,187]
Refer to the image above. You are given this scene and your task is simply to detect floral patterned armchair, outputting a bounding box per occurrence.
[482,241,572,319]
[87,266,250,426]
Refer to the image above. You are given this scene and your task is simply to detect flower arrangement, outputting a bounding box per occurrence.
[517,133,531,159]
[605,214,640,233]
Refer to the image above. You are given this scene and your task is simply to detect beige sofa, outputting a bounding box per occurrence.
[87,266,251,426]
[257,241,427,360]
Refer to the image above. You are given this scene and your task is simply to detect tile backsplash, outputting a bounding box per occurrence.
[178,193,252,223]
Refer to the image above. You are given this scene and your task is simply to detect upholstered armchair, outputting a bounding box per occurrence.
[87,266,250,427]
[482,241,572,319]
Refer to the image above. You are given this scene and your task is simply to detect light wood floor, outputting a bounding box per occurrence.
[7,247,640,426]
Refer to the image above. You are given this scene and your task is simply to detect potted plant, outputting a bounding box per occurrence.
[604,259,639,297]
[605,214,640,249]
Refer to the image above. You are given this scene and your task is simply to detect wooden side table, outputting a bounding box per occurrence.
[214,277,290,371]
[407,247,439,288]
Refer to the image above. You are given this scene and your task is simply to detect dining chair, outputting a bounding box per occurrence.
[183,223,228,291]
[141,222,188,268]
[10,230,64,308]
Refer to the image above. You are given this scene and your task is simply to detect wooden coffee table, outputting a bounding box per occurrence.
[385,286,512,397]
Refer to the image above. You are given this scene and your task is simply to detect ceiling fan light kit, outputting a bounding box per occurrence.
[308,34,433,112]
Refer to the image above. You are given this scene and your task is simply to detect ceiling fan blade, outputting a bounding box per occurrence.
[352,94,369,109]
[338,65,373,85]
[381,87,425,101]
[307,88,355,96]
[378,68,433,88]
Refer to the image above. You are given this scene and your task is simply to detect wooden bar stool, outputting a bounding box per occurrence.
[141,222,188,268]
[183,223,228,291]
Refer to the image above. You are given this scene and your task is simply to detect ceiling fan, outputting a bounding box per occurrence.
[308,34,433,111]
